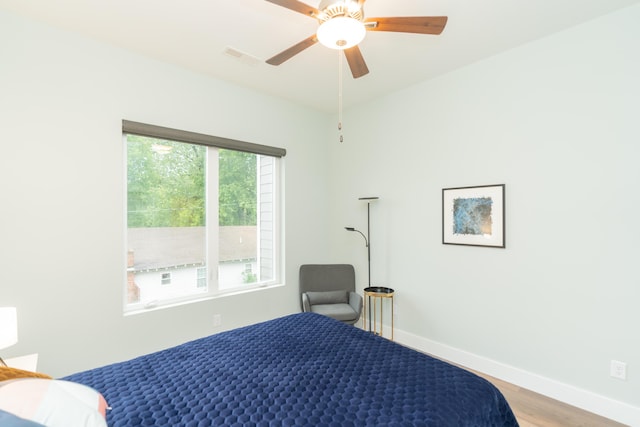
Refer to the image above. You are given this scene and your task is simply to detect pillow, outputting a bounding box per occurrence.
[306,290,348,305]
[0,409,46,427]
[0,367,52,382]
[0,378,108,427]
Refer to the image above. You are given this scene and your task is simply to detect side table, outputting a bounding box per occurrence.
[3,353,38,371]
[363,286,394,340]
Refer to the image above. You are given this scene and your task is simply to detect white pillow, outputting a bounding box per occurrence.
[0,378,108,427]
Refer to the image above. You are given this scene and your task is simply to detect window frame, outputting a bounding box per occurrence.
[123,120,286,314]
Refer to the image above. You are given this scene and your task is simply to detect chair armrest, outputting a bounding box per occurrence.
[348,292,363,317]
[302,293,311,312]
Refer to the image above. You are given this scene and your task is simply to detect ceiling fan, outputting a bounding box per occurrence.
[264,0,448,79]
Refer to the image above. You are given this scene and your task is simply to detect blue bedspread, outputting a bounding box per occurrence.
[64,313,518,426]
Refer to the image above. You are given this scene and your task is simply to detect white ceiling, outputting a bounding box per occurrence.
[2,0,639,112]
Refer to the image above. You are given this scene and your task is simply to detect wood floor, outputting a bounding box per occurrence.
[474,371,628,427]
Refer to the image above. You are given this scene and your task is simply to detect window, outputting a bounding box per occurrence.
[124,120,285,312]
[161,273,171,285]
[196,267,207,289]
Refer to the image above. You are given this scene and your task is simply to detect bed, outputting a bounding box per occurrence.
[63,313,518,426]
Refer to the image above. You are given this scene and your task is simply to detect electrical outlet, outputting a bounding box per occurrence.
[213,314,222,327]
[610,360,627,380]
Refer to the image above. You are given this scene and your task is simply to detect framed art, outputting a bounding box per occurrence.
[442,184,505,248]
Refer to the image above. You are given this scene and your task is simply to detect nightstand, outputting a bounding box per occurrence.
[4,353,38,371]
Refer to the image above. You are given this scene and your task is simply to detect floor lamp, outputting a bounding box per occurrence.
[345,196,379,287]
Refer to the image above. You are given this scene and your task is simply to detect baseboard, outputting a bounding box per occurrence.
[394,328,640,427]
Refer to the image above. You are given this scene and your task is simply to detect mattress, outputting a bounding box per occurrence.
[64,313,518,426]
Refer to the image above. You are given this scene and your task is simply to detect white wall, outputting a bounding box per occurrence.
[330,4,640,424]
[0,8,333,376]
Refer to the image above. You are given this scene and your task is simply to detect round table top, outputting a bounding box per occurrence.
[364,286,394,295]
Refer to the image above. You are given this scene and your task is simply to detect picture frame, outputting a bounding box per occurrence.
[442,184,505,248]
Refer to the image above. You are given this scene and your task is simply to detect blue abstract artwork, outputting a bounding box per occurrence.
[452,197,493,236]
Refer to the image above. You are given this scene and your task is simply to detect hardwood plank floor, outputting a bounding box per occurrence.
[474,371,629,427]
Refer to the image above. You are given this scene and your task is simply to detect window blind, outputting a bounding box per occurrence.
[122,120,286,158]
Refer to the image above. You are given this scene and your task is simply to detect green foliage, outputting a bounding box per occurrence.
[242,270,257,284]
[127,135,257,228]
[218,149,257,226]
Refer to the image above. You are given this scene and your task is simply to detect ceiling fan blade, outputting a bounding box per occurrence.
[344,46,369,79]
[365,16,448,35]
[264,0,319,18]
[266,35,318,65]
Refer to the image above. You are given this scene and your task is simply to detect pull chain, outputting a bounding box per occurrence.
[338,51,344,143]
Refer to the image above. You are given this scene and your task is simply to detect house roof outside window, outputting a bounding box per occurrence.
[128,226,257,272]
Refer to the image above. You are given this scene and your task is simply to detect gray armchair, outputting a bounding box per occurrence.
[299,264,363,325]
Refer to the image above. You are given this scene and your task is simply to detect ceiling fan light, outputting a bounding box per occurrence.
[317,17,366,50]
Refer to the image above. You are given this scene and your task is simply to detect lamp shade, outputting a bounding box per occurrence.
[317,17,366,50]
[0,307,18,350]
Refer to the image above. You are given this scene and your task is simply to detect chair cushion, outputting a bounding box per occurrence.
[310,303,358,322]
[306,290,348,305]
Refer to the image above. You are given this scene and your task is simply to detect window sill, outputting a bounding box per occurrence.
[123,282,284,317]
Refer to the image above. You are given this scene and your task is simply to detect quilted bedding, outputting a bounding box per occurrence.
[64,313,518,426]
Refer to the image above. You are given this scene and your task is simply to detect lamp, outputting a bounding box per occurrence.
[0,307,18,367]
[345,196,379,287]
[317,17,366,50]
